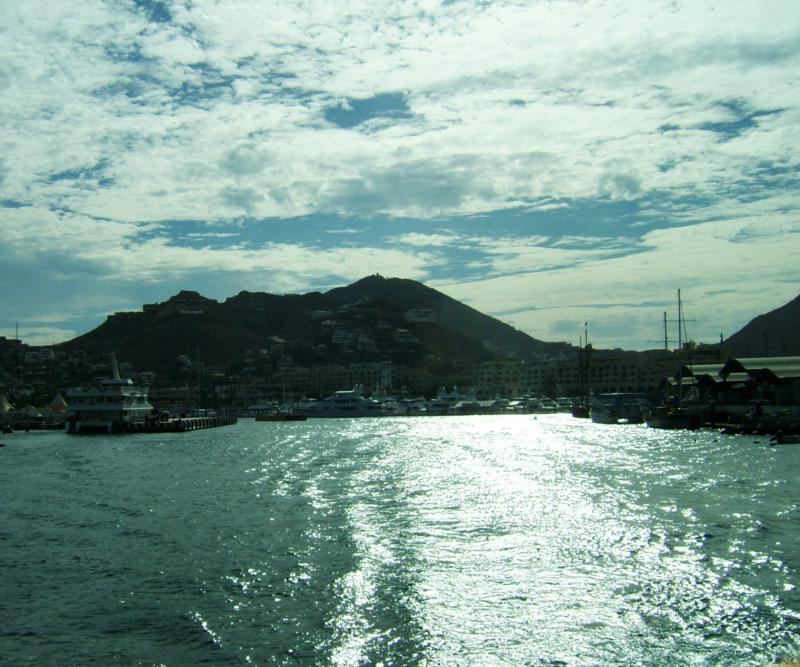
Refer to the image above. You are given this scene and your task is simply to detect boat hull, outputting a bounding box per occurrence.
[645,408,702,430]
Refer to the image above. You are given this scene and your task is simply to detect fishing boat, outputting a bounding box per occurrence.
[65,353,153,434]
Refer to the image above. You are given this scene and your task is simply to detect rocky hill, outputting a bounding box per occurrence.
[326,276,565,358]
[58,275,568,372]
[726,293,800,356]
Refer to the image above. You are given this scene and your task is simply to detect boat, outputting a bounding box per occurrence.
[572,322,592,418]
[571,402,591,419]
[65,353,154,434]
[294,385,387,418]
[644,405,702,430]
[591,393,648,424]
[770,432,800,445]
[645,290,701,430]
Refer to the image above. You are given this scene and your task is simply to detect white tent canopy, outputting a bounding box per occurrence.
[0,395,14,414]
[42,392,68,415]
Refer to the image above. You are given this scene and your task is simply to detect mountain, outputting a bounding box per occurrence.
[59,276,567,372]
[326,275,566,358]
[726,294,800,356]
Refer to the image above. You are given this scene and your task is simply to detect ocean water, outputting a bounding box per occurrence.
[1,415,799,666]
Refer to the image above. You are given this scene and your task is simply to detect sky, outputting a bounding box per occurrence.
[1,0,799,351]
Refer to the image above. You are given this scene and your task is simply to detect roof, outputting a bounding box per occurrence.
[721,356,800,380]
[679,357,800,384]
[687,363,726,377]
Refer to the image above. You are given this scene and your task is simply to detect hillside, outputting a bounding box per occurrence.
[327,275,568,358]
[726,294,800,356]
[59,276,566,372]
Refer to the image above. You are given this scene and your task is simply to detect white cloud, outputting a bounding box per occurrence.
[0,326,78,347]
[4,0,797,222]
[396,232,462,247]
[2,0,799,347]
[438,211,800,350]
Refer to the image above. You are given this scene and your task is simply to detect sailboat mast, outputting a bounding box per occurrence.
[15,322,23,401]
[584,322,590,398]
[281,346,286,406]
[111,351,122,381]
[676,289,686,406]
[577,331,584,397]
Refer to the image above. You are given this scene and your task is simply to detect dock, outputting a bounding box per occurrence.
[127,414,238,433]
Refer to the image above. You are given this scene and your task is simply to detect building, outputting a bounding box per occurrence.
[523,350,669,398]
[474,360,524,398]
[685,356,800,409]
[405,308,437,323]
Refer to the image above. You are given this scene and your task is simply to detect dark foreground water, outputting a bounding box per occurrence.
[2,415,799,666]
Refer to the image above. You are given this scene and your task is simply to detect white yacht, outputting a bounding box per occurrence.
[65,354,154,434]
[295,385,387,418]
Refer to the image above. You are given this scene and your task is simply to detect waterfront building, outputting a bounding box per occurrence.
[473,359,524,399]
[684,356,800,409]
[523,352,666,398]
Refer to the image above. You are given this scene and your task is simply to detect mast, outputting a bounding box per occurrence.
[676,290,683,405]
[674,289,694,406]
[280,346,286,406]
[15,322,22,398]
[111,351,122,381]
[577,331,584,400]
[583,322,591,401]
[195,345,202,409]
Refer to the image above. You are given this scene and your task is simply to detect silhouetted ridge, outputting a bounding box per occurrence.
[726,294,800,356]
[58,277,567,371]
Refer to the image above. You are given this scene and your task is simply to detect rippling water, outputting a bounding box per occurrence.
[2,415,799,665]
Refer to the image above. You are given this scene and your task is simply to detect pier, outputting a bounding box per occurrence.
[129,414,238,433]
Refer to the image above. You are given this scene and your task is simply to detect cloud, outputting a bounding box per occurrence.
[597,162,642,201]
[218,187,265,214]
[0,205,444,342]
[396,232,462,247]
[220,144,270,176]
[320,157,481,217]
[6,0,796,226]
[438,209,800,349]
[1,0,798,349]
[0,326,79,347]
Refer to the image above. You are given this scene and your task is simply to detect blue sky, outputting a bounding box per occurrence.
[1,0,799,350]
